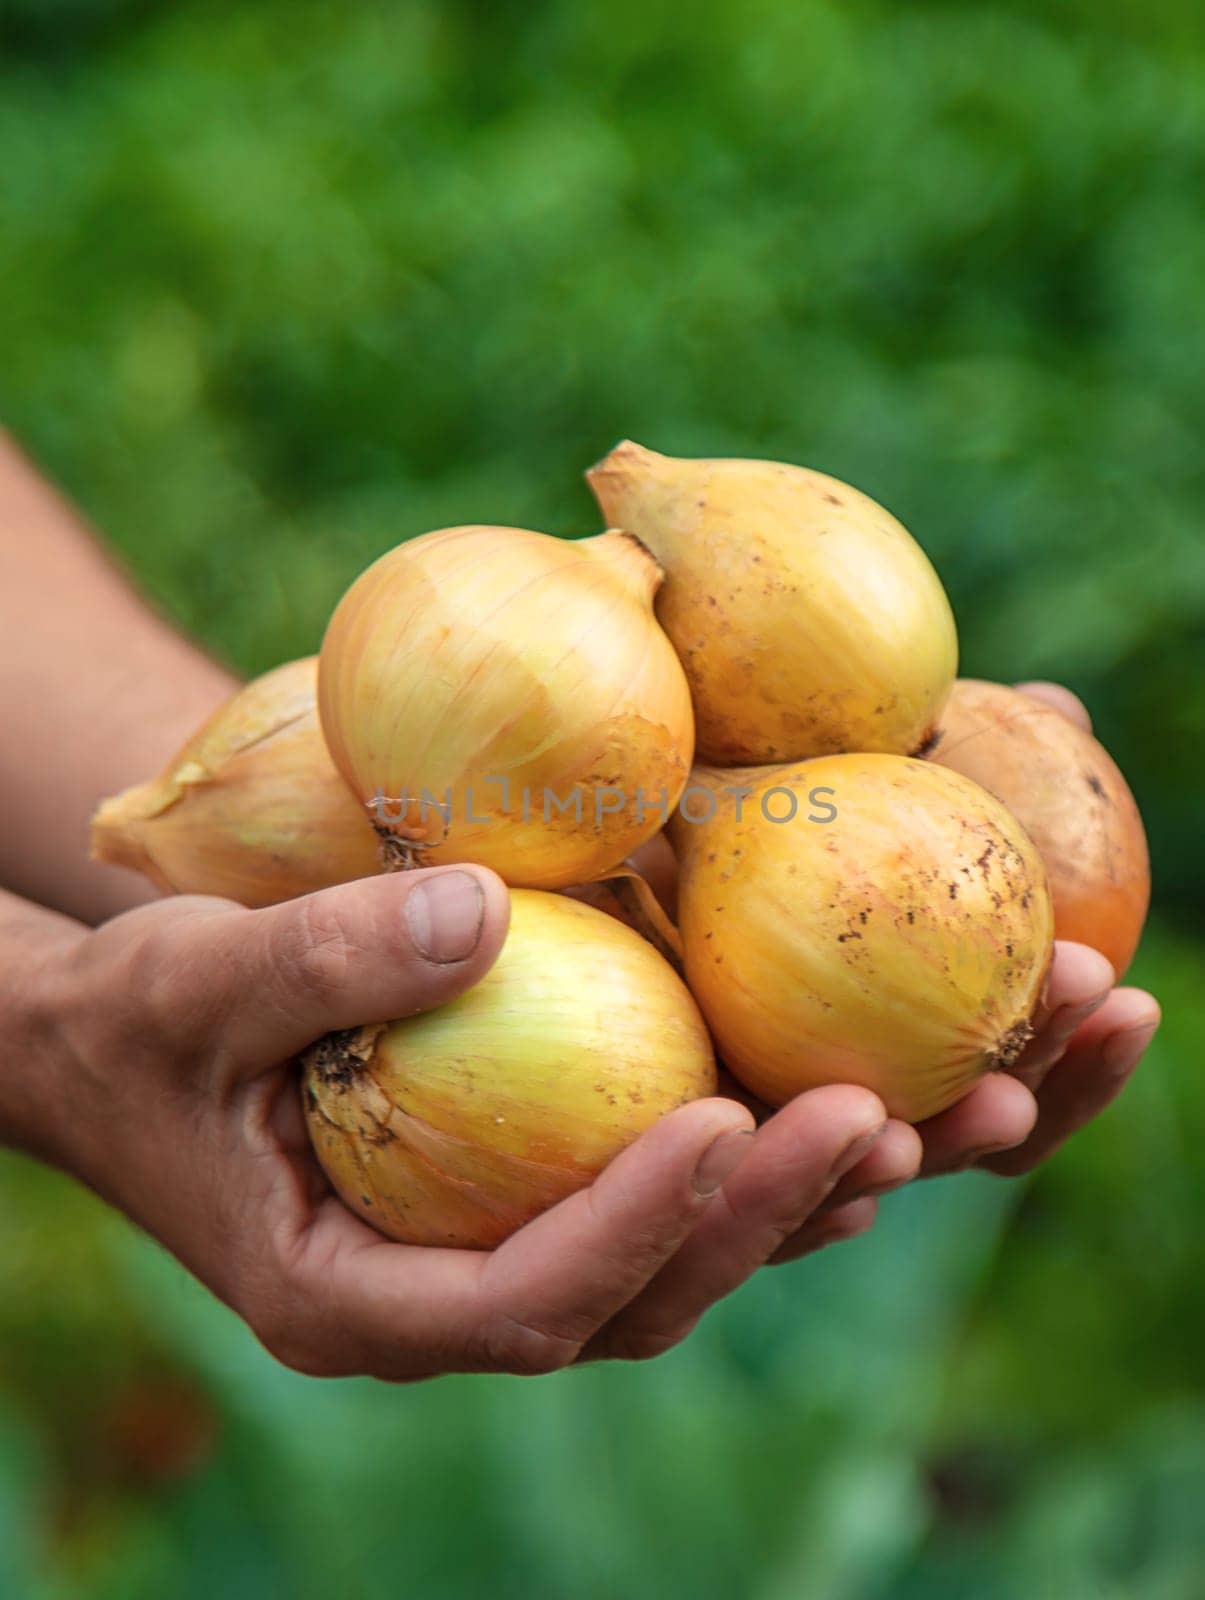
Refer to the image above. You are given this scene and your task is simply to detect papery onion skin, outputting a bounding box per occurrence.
[559,833,682,955]
[318,526,694,889]
[587,441,958,765]
[671,756,1054,1123]
[928,679,1150,977]
[89,658,379,907]
[302,891,716,1249]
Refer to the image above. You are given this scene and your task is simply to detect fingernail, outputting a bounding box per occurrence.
[1102,1021,1159,1075]
[692,1128,754,1197]
[829,1123,887,1182]
[406,871,486,963]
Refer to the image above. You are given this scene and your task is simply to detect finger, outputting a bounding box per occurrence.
[187,867,511,1069]
[768,1196,880,1265]
[1014,942,1114,1090]
[580,1085,887,1362]
[818,1118,922,1211]
[768,1120,922,1269]
[267,1096,756,1381]
[918,1072,1038,1176]
[1014,681,1092,732]
[983,989,1160,1177]
[474,1096,757,1369]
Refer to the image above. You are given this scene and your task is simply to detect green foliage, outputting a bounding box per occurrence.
[1,1,1203,1594]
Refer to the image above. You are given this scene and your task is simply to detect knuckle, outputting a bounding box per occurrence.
[122,902,242,1046]
[275,898,356,1002]
[763,1207,814,1248]
[474,1311,583,1377]
[120,916,179,980]
[57,912,193,1059]
[603,1321,695,1364]
[93,920,174,1018]
[721,1189,803,1253]
[252,1307,343,1379]
[230,1253,346,1380]
[579,1186,688,1281]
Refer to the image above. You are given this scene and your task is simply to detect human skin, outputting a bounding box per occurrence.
[0,434,1160,1378]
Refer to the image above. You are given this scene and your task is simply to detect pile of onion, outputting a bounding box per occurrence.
[88,442,1149,1250]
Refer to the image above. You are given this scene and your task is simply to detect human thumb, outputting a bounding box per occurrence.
[195,866,510,1071]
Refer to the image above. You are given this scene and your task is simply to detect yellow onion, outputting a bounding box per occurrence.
[670,756,1054,1122]
[302,890,716,1249]
[587,441,958,765]
[90,658,380,907]
[929,680,1150,976]
[318,526,694,889]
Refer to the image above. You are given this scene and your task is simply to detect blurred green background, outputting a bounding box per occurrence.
[2,0,1203,1594]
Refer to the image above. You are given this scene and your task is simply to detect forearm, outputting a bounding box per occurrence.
[0,433,239,923]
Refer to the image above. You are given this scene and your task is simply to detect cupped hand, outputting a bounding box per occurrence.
[21,681,1156,1376]
[29,868,911,1381]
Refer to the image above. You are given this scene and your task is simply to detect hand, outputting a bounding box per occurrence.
[22,868,912,1381]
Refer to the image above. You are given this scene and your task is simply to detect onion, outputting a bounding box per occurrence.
[670,756,1054,1122]
[90,659,379,907]
[928,680,1150,976]
[302,891,716,1248]
[318,526,694,889]
[587,441,957,765]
